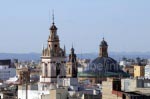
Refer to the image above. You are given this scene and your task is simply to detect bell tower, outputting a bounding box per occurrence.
[40,14,66,84]
[99,38,108,57]
[47,13,61,57]
[66,46,78,78]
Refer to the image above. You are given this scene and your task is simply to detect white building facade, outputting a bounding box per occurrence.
[145,65,150,79]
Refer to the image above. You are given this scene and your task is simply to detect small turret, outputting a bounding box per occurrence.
[69,45,76,62]
[66,46,78,78]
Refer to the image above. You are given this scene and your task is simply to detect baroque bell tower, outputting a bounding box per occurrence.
[66,46,78,78]
[40,14,66,83]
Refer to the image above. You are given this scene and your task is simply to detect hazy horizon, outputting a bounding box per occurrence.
[1,51,150,55]
[0,0,150,53]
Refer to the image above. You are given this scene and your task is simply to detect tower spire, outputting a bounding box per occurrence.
[49,10,57,31]
[72,43,74,49]
[71,43,74,54]
[52,10,55,24]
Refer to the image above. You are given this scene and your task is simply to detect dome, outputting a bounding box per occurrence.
[100,38,108,47]
[50,23,57,30]
[89,57,119,72]
[92,57,117,65]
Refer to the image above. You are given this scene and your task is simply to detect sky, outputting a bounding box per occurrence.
[0,0,150,54]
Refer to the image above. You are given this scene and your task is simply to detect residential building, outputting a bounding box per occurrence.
[49,88,68,99]
[0,59,16,81]
[78,59,90,72]
[102,78,122,99]
[134,65,145,78]
[121,78,150,92]
[102,78,150,99]
[123,66,134,77]
[145,64,150,79]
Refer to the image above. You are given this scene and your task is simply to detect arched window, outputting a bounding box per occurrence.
[56,63,60,76]
[45,63,48,77]
[69,68,71,74]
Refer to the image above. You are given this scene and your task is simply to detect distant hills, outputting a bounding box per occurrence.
[0,52,150,61]
[0,53,41,61]
[77,52,150,61]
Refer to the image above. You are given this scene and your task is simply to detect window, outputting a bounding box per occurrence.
[54,44,57,48]
[56,63,60,76]
[69,68,70,74]
[45,63,48,77]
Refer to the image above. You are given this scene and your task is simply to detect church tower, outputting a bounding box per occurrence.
[99,38,108,57]
[66,46,78,78]
[40,15,66,83]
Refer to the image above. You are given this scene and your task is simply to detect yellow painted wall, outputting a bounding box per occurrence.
[134,65,145,78]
